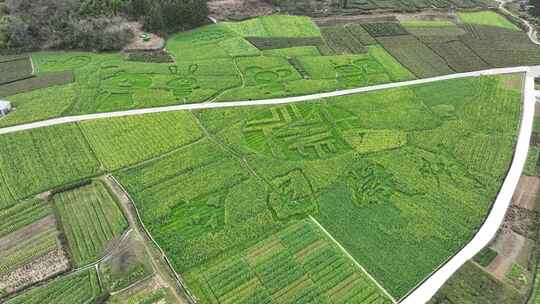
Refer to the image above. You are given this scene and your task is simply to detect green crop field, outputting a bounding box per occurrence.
[6,268,102,304]
[185,219,392,304]
[53,181,128,266]
[0,199,51,234]
[376,35,454,77]
[81,111,204,170]
[0,199,63,277]
[0,11,534,303]
[0,124,101,201]
[0,12,536,129]
[458,11,520,31]
[111,74,523,300]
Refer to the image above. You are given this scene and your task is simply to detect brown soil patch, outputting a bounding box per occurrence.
[208,0,272,21]
[124,23,165,52]
[511,176,540,210]
[486,230,530,279]
[0,215,56,251]
[0,248,70,294]
[501,205,539,239]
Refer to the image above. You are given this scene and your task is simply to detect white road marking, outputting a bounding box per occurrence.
[0,66,531,135]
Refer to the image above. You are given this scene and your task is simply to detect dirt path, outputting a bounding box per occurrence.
[103,175,191,304]
[497,0,540,45]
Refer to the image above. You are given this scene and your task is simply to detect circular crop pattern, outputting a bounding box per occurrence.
[168,77,197,97]
[104,73,152,89]
[255,71,280,84]
[64,56,92,68]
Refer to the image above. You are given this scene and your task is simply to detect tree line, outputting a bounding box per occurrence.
[0,0,209,51]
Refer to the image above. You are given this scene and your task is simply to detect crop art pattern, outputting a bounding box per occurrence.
[113,74,523,301]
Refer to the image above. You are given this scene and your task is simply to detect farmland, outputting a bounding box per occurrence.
[6,268,102,304]
[0,56,34,85]
[185,219,393,303]
[0,124,101,202]
[0,12,536,128]
[0,199,69,295]
[53,181,128,266]
[0,10,534,304]
[110,73,523,300]
[80,111,204,170]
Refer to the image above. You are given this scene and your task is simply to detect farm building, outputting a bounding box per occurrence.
[0,100,11,116]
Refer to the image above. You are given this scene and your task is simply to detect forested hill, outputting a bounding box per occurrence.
[0,0,209,51]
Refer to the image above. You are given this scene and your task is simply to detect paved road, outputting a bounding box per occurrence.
[497,0,540,45]
[0,66,530,135]
[401,68,537,303]
[0,65,536,304]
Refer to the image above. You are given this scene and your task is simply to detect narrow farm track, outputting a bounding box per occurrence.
[0,65,538,304]
[0,66,531,136]
[497,0,540,45]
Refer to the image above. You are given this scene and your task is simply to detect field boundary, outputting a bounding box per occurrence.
[0,66,531,135]
[309,215,398,303]
[108,175,198,304]
[400,69,537,303]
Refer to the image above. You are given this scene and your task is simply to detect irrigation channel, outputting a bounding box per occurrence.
[0,65,538,303]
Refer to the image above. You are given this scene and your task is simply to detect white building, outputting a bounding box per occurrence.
[0,100,11,116]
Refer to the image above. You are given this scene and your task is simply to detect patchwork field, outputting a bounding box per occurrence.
[0,124,101,203]
[110,74,523,300]
[0,12,535,129]
[0,199,69,295]
[0,10,533,304]
[185,219,393,303]
[6,268,102,304]
[53,181,128,266]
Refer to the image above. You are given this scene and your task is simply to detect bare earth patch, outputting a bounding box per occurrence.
[124,23,165,52]
[208,0,272,21]
[512,176,540,210]
[486,230,531,280]
[0,248,70,294]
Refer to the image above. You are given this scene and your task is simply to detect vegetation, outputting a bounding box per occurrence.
[458,11,520,31]
[0,124,101,201]
[0,56,33,84]
[112,74,522,299]
[0,199,51,237]
[0,71,73,98]
[0,13,536,128]
[0,0,208,51]
[376,35,454,77]
[474,247,498,267]
[6,268,102,304]
[0,217,60,275]
[185,219,392,303]
[81,111,204,170]
[430,262,524,303]
[53,181,128,266]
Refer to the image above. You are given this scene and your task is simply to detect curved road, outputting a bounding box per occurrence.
[497,0,540,45]
[0,66,530,135]
[0,65,537,304]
